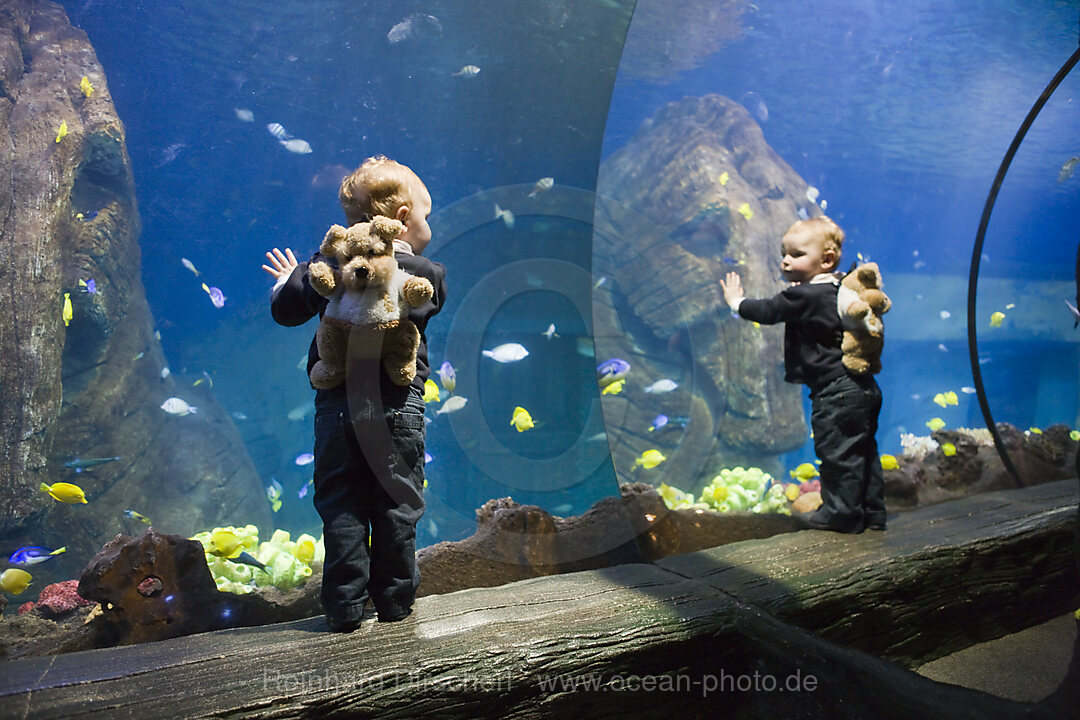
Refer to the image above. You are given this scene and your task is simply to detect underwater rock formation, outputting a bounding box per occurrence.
[594,94,820,484]
[0,1,268,573]
[417,482,799,596]
[75,528,319,648]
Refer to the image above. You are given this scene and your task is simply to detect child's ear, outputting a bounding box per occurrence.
[823,249,838,270]
[395,205,411,224]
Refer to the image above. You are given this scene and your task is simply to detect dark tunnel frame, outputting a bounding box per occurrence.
[967,43,1080,482]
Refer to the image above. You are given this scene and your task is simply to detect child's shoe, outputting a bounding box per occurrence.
[794,510,865,534]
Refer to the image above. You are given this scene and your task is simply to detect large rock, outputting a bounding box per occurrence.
[594,94,820,486]
[0,0,269,579]
[416,482,799,596]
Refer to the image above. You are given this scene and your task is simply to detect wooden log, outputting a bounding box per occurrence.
[657,478,1080,667]
[0,481,1074,719]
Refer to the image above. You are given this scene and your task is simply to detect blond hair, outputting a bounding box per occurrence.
[338,155,422,225]
[792,215,844,259]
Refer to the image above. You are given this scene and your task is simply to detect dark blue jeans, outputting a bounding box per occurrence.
[810,373,886,531]
[312,385,426,622]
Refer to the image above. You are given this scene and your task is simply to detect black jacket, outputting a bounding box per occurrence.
[737,279,846,392]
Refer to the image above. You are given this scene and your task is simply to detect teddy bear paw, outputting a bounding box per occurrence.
[309,261,339,297]
[402,276,434,307]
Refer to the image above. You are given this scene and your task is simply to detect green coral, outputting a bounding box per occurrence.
[658,467,791,515]
[191,525,324,595]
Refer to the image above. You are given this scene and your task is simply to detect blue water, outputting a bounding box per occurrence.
[59,0,1080,544]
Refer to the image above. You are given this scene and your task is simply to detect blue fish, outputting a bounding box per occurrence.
[64,456,122,472]
[76,210,98,221]
[648,414,669,432]
[294,452,314,466]
[123,509,152,525]
[597,358,630,386]
[201,283,226,309]
[233,551,268,571]
[85,278,97,294]
[8,545,66,565]
[298,479,313,499]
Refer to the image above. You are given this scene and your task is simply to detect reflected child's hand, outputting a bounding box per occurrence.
[719,271,744,307]
[262,247,298,281]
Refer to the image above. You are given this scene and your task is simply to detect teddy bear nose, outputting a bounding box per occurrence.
[354,266,369,280]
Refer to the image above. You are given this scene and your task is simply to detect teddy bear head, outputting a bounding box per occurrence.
[843,263,891,316]
[319,215,406,293]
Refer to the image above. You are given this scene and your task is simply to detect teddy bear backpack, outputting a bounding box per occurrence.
[836,262,892,375]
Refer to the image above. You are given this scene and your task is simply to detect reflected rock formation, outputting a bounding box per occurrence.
[595,94,821,485]
[618,0,746,82]
[0,1,269,573]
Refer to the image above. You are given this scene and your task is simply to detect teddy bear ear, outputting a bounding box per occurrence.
[370,215,405,240]
[857,266,880,286]
[321,224,348,254]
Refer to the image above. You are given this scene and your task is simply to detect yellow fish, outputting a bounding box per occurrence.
[719,171,730,186]
[789,462,819,481]
[55,120,68,143]
[657,482,694,509]
[62,292,72,326]
[510,406,534,432]
[0,568,32,595]
[635,449,666,469]
[207,529,243,558]
[783,483,801,502]
[1070,430,1080,442]
[932,391,959,408]
[941,442,957,457]
[40,481,87,504]
[989,311,1005,328]
[738,202,754,220]
[926,417,946,432]
[80,76,94,97]
[601,378,625,395]
[423,378,440,403]
[879,454,899,471]
[1028,427,1042,435]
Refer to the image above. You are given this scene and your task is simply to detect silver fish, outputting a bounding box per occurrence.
[267,122,291,140]
[482,343,529,363]
[494,203,514,229]
[1058,156,1079,183]
[280,138,312,154]
[436,395,468,415]
[528,177,554,198]
[160,397,197,415]
[452,64,480,78]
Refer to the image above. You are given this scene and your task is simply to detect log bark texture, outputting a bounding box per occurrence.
[0,481,1075,719]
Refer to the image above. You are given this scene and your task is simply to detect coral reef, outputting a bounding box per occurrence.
[886,423,1078,508]
[16,579,94,619]
[190,526,323,594]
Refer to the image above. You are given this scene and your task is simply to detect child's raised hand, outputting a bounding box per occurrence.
[262,247,298,281]
[719,271,744,307]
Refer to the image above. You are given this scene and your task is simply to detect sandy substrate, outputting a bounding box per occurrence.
[917,613,1078,701]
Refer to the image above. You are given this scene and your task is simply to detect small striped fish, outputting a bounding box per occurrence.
[266,122,291,140]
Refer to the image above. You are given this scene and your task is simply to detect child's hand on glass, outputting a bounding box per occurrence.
[262,247,298,281]
[719,271,744,307]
